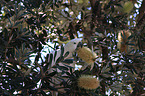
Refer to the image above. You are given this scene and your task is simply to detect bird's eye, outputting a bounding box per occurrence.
[74,42,76,44]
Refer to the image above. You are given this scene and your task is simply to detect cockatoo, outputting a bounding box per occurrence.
[45,38,82,95]
[46,38,82,72]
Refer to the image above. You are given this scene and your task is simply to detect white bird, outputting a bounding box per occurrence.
[45,38,82,95]
[46,38,82,70]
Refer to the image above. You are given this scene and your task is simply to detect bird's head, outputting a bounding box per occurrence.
[65,38,82,52]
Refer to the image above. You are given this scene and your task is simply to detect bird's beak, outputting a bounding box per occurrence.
[77,42,83,48]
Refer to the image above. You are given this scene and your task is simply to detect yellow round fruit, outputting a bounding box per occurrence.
[77,75,100,90]
[76,47,97,65]
[117,30,131,53]
[122,1,134,14]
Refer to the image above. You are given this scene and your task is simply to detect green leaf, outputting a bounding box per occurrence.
[55,56,64,64]
[56,65,68,71]
[44,53,53,72]
[7,15,13,27]
[48,53,53,66]
[111,82,122,91]
[48,85,58,91]
[63,51,69,58]
[60,45,64,57]
[127,35,133,40]
[48,71,57,77]
[54,50,57,61]
[61,59,74,64]
[40,90,47,95]
[14,21,22,27]
[63,63,74,69]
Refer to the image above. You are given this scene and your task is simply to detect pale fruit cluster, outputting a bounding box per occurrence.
[77,75,100,90]
[117,30,131,53]
[76,47,97,66]
[122,1,134,14]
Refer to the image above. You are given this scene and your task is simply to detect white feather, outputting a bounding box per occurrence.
[47,38,82,69]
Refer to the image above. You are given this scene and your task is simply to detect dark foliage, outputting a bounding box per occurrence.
[0,0,145,95]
